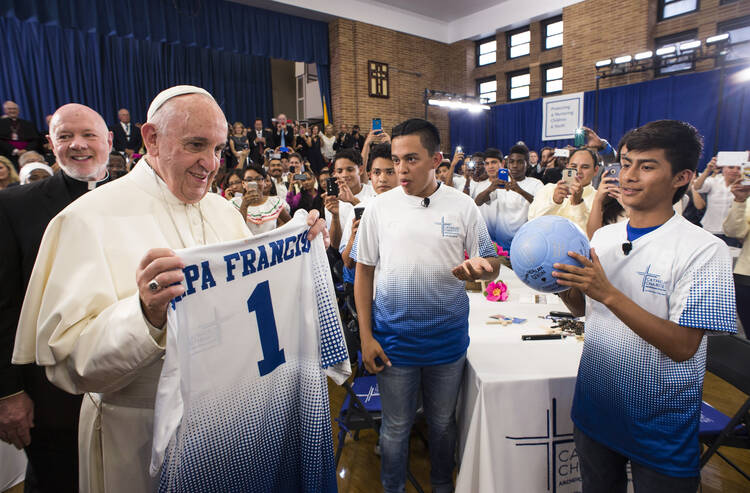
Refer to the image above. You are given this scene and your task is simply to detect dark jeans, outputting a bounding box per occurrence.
[735,276,750,339]
[376,355,466,493]
[574,427,700,493]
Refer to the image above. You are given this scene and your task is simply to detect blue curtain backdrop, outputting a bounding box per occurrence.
[450,66,750,169]
[0,0,331,128]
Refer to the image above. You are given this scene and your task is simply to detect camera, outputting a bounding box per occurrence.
[326,177,339,196]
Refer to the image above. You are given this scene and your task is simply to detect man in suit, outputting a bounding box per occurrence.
[249,118,274,165]
[271,113,294,150]
[0,101,42,166]
[0,103,111,493]
[112,108,142,157]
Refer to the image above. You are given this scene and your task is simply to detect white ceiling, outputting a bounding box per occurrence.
[232,0,584,44]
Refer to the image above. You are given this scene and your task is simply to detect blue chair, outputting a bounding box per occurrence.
[699,335,750,482]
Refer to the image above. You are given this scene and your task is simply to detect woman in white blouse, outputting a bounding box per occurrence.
[319,124,337,163]
[231,166,291,234]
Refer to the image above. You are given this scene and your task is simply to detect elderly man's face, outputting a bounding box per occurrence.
[118,109,130,123]
[49,104,112,181]
[144,95,227,203]
[277,114,287,126]
[3,101,19,119]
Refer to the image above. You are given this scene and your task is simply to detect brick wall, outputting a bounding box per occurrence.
[328,19,467,152]
[327,0,750,146]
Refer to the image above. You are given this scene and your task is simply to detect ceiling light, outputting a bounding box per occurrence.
[634,51,653,61]
[656,46,676,56]
[706,33,729,44]
[595,59,611,67]
[679,40,701,51]
[614,55,632,64]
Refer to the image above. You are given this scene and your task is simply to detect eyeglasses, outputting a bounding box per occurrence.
[244,177,265,183]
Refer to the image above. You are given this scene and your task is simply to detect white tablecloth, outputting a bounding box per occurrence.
[456,266,584,493]
[0,441,26,491]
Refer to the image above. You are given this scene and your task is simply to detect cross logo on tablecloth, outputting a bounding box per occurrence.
[504,398,579,493]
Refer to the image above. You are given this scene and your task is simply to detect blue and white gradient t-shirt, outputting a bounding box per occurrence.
[571,214,737,477]
[150,213,350,492]
[479,176,543,250]
[356,184,497,366]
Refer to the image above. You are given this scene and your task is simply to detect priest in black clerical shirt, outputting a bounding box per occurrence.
[0,103,111,493]
[0,100,42,166]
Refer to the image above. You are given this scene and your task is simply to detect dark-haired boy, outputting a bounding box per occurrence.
[354,119,500,493]
[553,120,737,492]
[475,144,543,250]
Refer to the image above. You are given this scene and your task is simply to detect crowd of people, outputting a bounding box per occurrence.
[0,89,748,493]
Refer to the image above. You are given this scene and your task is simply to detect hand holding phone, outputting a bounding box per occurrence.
[372,118,382,134]
[326,177,340,197]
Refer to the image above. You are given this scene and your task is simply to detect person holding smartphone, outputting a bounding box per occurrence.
[340,143,398,291]
[475,144,544,250]
[230,166,290,234]
[529,147,600,231]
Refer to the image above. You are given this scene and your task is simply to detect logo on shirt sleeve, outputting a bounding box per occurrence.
[435,216,460,238]
[637,264,667,296]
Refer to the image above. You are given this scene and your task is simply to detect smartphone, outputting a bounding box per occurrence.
[456,146,463,154]
[279,146,291,153]
[603,163,622,186]
[497,168,509,182]
[289,165,296,174]
[354,207,365,220]
[246,182,259,192]
[563,168,577,184]
[554,148,570,158]
[326,177,339,196]
[574,127,586,147]
[372,118,382,134]
[466,160,476,170]
[522,334,563,341]
[717,151,750,167]
[294,172,308,181]
[742,163,750,185]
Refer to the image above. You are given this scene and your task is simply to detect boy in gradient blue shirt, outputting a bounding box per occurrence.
[354,119,500,493]
[554,120,736,492]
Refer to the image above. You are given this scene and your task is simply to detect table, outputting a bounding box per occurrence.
[456,266,584,493]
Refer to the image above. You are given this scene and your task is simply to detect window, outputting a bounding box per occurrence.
[542,16,563,50]
[476,37,497,66]
[507,70,530,100]
[543,62,563,95]
[477,77,497,104]
[718,15,750,61]
[658,0,699,21]
[368,61,389,98]
[507,27,531,59]
[655,30,698,75]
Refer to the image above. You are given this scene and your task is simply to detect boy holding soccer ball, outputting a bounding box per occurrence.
[553,120,736,492]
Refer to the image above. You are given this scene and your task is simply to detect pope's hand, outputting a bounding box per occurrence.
[0,392,34,449]
[137,249,186,329]
[305,209,330,248]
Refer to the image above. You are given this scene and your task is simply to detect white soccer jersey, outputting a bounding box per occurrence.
[151,213,350,492]
[572,213,736,476]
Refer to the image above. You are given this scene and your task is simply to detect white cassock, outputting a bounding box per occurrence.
[12,159,251,493]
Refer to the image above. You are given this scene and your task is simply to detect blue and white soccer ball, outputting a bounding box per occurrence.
[510,216,591,293]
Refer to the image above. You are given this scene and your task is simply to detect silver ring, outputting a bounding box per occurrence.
[148,279,160,292]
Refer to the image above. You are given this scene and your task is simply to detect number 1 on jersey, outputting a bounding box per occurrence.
[247,280,286,376]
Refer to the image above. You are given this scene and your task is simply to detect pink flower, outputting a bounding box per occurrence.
[485,281,509,302]
[497,245,509,257]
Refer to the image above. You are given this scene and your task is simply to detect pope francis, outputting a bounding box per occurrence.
[12,86,328,492]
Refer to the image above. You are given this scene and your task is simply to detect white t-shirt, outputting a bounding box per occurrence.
[470,179,491,199]
[324,200,354,232]
[479,176,543,249]
[151,213,350,491]
[356,184,496,366]
[696,175,735,234]
[572,214,736,477]
[355,182,376,202]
